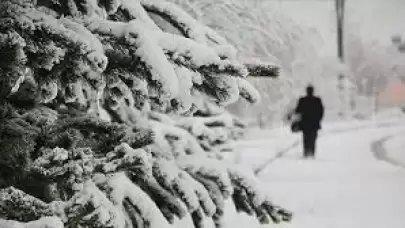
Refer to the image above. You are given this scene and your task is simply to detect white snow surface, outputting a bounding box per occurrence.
[226,116,405,228]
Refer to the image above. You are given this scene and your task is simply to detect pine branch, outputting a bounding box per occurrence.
[141,0,229,46]
[191,208,205,228]
[176,155,233,198]
[106,173,171,228]
[245,62,280,78]
[131,176,187,222]
[123,198,145,228]
[232,187,255,215]
[0,187,54,221]
[191,174,225,228]
[237,78,261,104]
[152,159,200,212]
[227,165,293,224]
[121,129,155,149]
[181,171,216,217]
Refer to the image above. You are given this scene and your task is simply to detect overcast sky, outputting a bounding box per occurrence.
[269,0,405,56]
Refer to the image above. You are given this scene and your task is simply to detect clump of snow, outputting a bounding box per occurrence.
[65,181,125,228]
[0,217,63,228]
[107,172,171,228]
[141,0,229,46]
[150,120,205,157]
[237,78,261,104]
[176,154,234,197]
[102,143,152,175]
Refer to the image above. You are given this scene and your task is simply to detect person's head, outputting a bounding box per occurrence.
[306,85,314,96]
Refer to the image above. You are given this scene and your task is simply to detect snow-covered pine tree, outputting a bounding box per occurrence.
[0,0,291,228]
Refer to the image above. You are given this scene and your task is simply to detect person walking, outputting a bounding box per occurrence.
[294,85,324,158]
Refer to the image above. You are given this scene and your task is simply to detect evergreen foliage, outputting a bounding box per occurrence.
[0,0,290,227]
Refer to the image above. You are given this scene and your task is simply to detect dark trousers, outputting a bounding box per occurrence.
[302,130,318,157]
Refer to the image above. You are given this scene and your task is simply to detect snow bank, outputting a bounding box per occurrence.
[0,217,63,228]
[385,134,405,167]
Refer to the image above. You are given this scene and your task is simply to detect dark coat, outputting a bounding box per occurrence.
[295,95,324,131]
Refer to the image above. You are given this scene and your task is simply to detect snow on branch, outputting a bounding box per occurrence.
[245,63,280,78]
[0,187,55,221]
[107,172,171,228]
[0,0,256,111]
[226,164,293,224]
[156,31,248,77]
[237,78,261,104]
[175,112,246,153]
[244,60,280,78]
[176,155,234,198]
[141,0,229,46]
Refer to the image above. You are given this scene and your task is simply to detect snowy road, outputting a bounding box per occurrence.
[233,119,405,228]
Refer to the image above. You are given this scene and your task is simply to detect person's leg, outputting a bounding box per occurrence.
[308,130,317,157]
[313,130,318,157]
[302,131,310,158]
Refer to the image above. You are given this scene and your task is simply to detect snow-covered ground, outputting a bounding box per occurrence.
[229,116,405,228]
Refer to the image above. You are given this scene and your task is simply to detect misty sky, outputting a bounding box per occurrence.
[270,0,405,57]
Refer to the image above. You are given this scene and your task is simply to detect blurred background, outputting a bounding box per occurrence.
[171,0,405,128]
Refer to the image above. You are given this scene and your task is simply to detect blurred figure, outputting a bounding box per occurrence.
[294,85,324,158]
